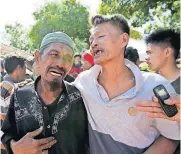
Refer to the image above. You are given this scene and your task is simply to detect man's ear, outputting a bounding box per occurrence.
[16,65,24,74]
[120,33,129,48]
[164,47,172,58]
[34,50,41,63]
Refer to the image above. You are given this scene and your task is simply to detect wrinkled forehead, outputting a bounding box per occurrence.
[89,25,110,41]
[90,26,106,35]
[89,23,121,39]
[45,42,73,54]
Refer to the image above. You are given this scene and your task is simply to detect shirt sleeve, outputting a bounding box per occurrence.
[154,82,180,140]
[1,92,18,154]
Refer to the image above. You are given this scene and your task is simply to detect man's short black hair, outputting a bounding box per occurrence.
[124,47,139,64]
[91,14,130,35]
[4,56,26,74]
[145,29,180,59]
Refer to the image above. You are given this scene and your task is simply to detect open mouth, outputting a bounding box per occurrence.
[50,70,64,77]
[93,49,104,58]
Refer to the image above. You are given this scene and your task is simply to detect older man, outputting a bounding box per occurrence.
[1,32,88,154]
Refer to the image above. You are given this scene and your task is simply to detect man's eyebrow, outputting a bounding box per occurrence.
[50,49,59,52]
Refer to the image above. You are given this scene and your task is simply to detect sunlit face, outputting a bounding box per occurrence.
[146,43,167,71]
[89,22,128,65]
[82,60,92,71]
[36,43,73,84]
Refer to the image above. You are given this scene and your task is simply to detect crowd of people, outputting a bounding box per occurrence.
[0,14,180,154]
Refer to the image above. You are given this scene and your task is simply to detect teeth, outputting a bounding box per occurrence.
[95,50,102,56]
[50,72,62,77]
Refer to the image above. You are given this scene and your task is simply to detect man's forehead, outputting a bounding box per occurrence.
[90,24,110,34]
[47,42,72,51]
[146,45,152,51]
[147,43,162,50]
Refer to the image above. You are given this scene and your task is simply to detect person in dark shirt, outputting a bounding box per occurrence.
[138,29,180,154]
[145,29,180,94]
[1,32,88,154]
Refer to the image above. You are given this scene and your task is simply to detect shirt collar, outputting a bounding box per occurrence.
[89,59,144,95]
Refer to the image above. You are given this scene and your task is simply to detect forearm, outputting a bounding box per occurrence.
[143,136,179,154]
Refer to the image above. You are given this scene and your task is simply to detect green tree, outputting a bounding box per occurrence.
[5,22,29,51]
[99,0,180,33]
[29,0,91,51]
[144,1,180,33]
[73,38,89,53]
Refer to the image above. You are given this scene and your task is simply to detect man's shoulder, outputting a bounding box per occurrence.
[140,71,175,93]
[74,65,99,83]
[0,81,15,99]
[64,81,81,94]
[64,81,83,104]
[141,71,169,83]
[15,81,35,94]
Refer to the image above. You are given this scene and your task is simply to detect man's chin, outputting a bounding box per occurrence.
[48,81,62,91]
[94,58,105,65]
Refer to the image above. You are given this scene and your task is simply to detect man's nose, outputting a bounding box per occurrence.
[145,57,150,63]
[90,38,98,48]
[55,58,65,68]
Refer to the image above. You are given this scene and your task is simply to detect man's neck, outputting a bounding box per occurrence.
[37,79,63,105]
[7,74,19,83]
[99,60,129,83]
[98,58,135,99]
[159,63,180,82]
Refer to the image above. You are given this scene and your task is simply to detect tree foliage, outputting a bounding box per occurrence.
[4,22,29,51]
[99,0,180,33]
[29,0,91,51]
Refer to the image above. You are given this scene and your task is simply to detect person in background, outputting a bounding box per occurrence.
[82,50,94,71]
[137,29,180,154]
[0,56,26,154]
[124,47,149,72]
[69,53,82,78]
[124,47,140,66]
[145,29,180,94]
[0,58,6,82]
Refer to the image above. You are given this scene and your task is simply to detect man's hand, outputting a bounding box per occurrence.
[10,127,57,154]
[136,95,180,121]
[0,113,6,120]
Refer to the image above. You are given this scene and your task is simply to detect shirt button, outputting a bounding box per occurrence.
[44,106,47,109]
[47,125,50,128]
